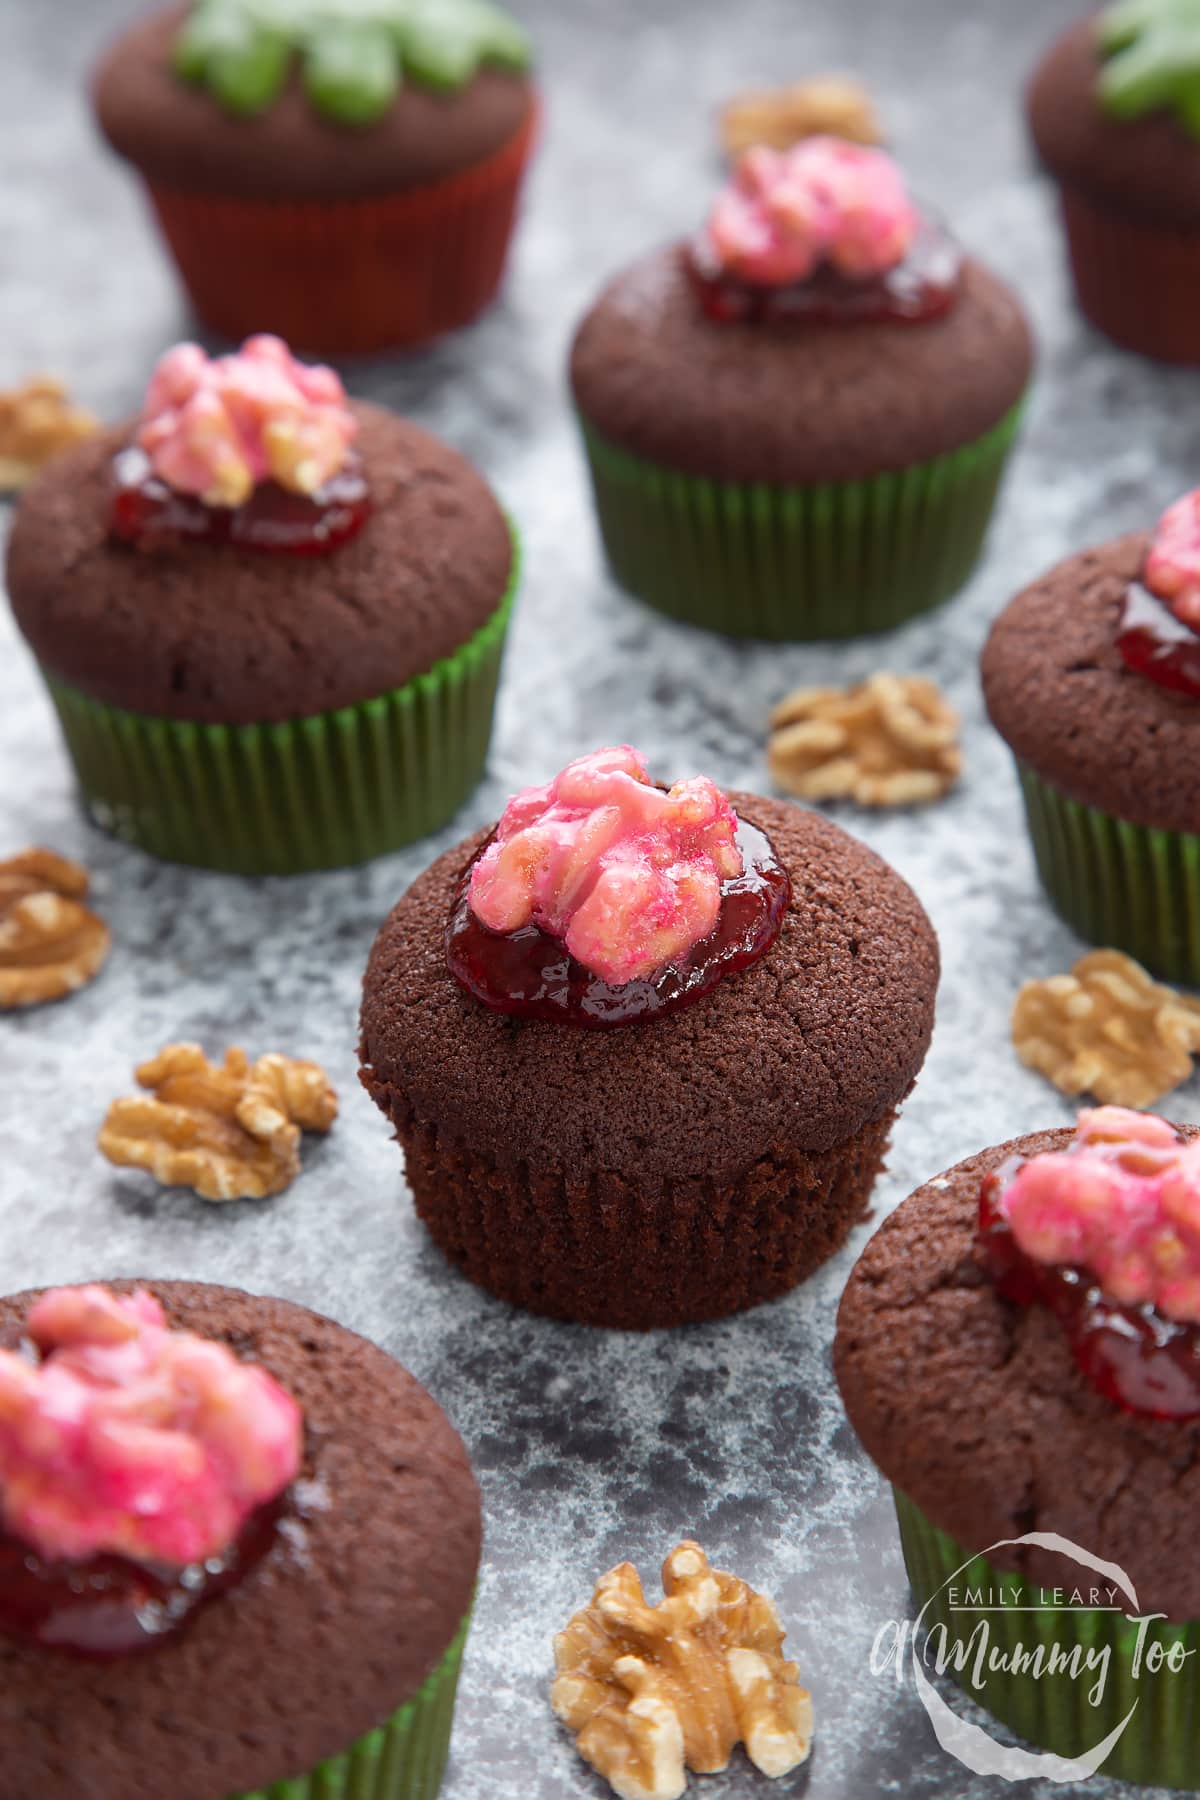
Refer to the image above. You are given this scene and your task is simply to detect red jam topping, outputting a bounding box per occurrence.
[979,1108,1200,1418]
[0,1285,303,1654]
[108,334,367,556]
[446,746,790,1027]
[1117,492,1200,698]
[688,137,961,326]
[110,444,370,556]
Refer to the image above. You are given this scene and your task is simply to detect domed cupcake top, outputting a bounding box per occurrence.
[0,1283,302,1568]
[687,138,962,327]
[981,1107,1200,1417]
[174,0,532,124]
[1097,0,1200,133]
[1115,487,1200,696]
[110,334,371,556]
[704,138,917,287]
[446,747,791,1025]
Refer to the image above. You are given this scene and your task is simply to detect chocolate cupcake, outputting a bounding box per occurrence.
[836,1107,1200,1787]
[0,1279,480,1800]
[6,334,518,874]
[983,488,1200,982]
[569,138,1033,641]
[359,745,939,1329]
[1028,5,1200,363]
[92,1,537,353]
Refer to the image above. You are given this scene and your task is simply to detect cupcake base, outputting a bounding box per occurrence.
[895,1489,1200,1789]
[1058,184,1200,366]
[238,1608,470,1800]
[1016,760,1200,984]
[144,109,538,355]
[578,401,1024,641]
[393,1105,896,1329]
[43,575,515,877]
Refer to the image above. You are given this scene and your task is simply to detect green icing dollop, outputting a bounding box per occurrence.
[173,0,532,126]
[1097,0,1200,136]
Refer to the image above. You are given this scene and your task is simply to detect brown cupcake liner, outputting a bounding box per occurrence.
[1058,183,1200,365]
[384,1102,897,1329]
[143,107,538,354]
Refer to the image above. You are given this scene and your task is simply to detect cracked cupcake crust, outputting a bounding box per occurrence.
[5,400,513,725]
[982,530,1200,835]
[360,793,939,1183]
[834,1127,1200,1622]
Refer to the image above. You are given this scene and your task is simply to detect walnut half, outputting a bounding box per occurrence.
[0,376,99,492]
[1013,949,1200,1110]
[768,672,961,807]
[721,76,882,158]
[98,1044,338,1202]
[0,849,111,1009]
[552,1541,813,1800]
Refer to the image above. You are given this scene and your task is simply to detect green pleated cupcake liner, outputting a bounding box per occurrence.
[1016,760,1200,986]
[40,542,518,876]
[895,1490,1200,1788]
[577,397,1026,641]
[236,1608,471,1800]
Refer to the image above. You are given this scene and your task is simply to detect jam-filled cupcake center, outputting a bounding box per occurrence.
[1117,488,1200,697]
[109,334,370,556]
[0,1284,303,1655]
[446,746,790,1026]
[979,1106,1200,1418]
[686,137,962,327]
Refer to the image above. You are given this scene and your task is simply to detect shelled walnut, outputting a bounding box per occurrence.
[552,1541,813,1800]
[0,849,111,1009]
[0,376,99,491]
[1013,949,1200,1109]
[98,1044,338,1202]
[767,672,961,807]
[720,75,881,158]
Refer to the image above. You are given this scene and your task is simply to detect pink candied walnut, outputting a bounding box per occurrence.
[136,333,356,508]
[1000,1107,1200,1323]
[0,1285,302,1568]
[1144,489,1200,630]
[704,137,917,287]
[468,746,744,986]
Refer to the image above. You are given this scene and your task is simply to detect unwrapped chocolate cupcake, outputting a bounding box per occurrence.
[983,487,1200,982]
[360,745,939,1328]
[92,0,537,353]
[1028,2,1200,363]
[0,1280,480,1800]
[5,334,518,874]
[570,138,1034,641]
[836,1107,1200,1788]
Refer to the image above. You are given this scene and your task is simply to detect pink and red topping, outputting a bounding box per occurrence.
[467,747,743,986]
[1118,490,1200,699]
[0,1285,302,1569]
[980,1109,1200,1419]
[995,1108,1200,1322]
[136,334,357,507]
[449,747,790,1027]
[703,139,917,287]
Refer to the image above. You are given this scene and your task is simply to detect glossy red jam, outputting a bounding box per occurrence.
[1116,582,1200,699]
[446,816,790,1028]
[0,1493,287,1657]
[109,446,370,556]
[685,214,962,327]
[980,1158,1200,1419]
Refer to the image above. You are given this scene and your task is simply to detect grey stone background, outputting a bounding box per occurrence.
[0,0,1195,1795]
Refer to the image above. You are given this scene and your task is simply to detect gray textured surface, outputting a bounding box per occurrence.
[0,1,1195,1796]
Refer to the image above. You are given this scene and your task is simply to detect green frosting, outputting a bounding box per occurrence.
[1098,0,1200,135]
[173,0,532,126]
